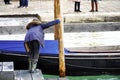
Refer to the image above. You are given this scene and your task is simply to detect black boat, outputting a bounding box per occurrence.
[0,40,120,75]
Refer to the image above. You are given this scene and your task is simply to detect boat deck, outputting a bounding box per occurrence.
[0,62,68,80]
[1,31,120,53]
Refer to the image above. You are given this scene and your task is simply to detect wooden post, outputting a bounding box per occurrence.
[54,0,66,77]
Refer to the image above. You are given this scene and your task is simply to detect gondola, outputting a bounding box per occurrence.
[0,40,120,75]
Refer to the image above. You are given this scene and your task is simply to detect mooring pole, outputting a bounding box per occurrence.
[54,0,66,77]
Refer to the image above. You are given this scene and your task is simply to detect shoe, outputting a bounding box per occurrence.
[74,10,77,12]
[29,69,37,73]
[8,3,12,4]
[29,59,38,73]
[96,10,98,12]
[29,69,39,73]
[5,2,11,5]
[25,6,28,8]
[77,10,82,12]
[17,6,23,8]
[89,10,94,12]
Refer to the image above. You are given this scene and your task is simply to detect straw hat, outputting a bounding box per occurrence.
[26,19,41,30]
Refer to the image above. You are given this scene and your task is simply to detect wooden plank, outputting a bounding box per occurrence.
[14,70,21,80]
[31,69,44,80]
[0,71,14,80]
[20,70,32,80]
[15,69,44,80]
[67,46,120,53]
[0,62,2,71]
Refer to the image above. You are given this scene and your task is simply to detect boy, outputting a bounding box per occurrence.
[24,19,60,73]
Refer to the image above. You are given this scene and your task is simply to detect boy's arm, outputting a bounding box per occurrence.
[42,19,60,29]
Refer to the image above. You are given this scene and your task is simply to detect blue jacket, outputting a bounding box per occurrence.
[24,19,60,47]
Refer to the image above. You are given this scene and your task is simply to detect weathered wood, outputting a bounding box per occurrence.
[14,70,21,80]
[54,0,60,40]
[54,0,66,77]
[0,62,14,80]
[14,69,44,80]
[15,70,32,80]
[0,62,2,71]
[31,69,44,80]
[0,72,14,80]
[67,46,120,53]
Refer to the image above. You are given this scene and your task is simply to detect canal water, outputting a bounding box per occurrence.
[43,74,120,80]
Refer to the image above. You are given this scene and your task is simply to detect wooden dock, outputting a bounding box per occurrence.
[0,62,14,80]
[0,62,69,80]
[14,69,44,80]
[0,62,44,80]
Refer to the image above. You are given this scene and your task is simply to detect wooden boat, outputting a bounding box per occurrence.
[0,40,120,75]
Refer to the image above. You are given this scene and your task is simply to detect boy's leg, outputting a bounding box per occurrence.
[29,40,40,73]
[24,42,32,71]
[32,40,40,60]
[31,59,38,72]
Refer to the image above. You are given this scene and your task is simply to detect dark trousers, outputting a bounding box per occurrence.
[25,40,40,60]
[91,0,98,11]
[19,0,28,7]
[4,0,10,4]
[74,2,80,11]
[91,0,97,2]
[23,0,28,7]
[19,0,22,6]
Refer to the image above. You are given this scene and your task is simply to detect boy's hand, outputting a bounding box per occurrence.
[55,19,61,24]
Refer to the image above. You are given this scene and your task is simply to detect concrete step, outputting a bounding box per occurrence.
[0,18,120,34]
[0,62,44,80]
[14,69,44,80]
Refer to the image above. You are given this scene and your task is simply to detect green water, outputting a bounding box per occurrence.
[44,74,120,80]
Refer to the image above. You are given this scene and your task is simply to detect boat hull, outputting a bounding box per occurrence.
[0,53,120,75]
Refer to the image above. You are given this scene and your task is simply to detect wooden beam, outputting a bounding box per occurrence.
[14,69,44,80]
[54,0,66,77]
